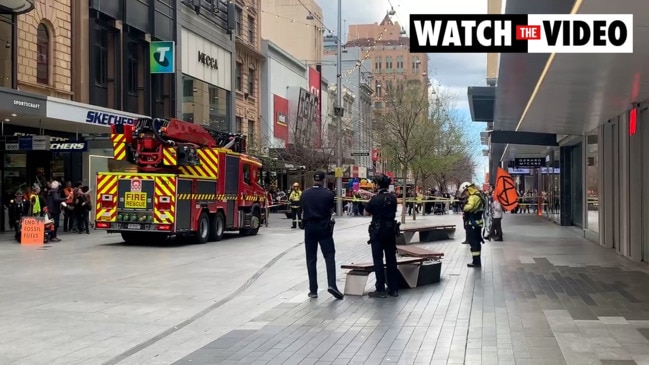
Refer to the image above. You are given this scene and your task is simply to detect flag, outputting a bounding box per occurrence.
[494,167,519,211]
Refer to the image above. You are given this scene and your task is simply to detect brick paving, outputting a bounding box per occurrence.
[172,215,649,365]
[1,213,649,364]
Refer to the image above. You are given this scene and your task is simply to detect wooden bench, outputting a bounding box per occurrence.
[341,257,425,296]
[397,225,456,244]
[397,246,443,286]
[397,245,444,259]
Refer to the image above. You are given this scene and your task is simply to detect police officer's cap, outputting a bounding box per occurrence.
[15,190,22,196]
[313,171,326,182]
[373,173,391,187]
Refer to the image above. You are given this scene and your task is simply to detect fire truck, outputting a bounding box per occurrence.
[94,117,267,244]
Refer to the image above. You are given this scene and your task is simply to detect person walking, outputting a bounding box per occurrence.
[364,174,400,298]
[300,171,344,300]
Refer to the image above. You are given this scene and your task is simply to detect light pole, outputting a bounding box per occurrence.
[334,0,343,216]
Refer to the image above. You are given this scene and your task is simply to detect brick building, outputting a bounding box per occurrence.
[234,0,263,152]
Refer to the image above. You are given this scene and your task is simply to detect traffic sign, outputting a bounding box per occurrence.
[351,152,369,156]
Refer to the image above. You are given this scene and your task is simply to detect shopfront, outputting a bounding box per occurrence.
[179,28,232,131]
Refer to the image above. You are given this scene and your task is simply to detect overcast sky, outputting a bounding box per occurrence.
[315,0,490,181]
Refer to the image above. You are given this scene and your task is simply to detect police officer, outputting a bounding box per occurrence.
[8,190,29,241]
[289,182,302,229]
[364,174,400,298]
[459,182,484,267]
[300,171,344,300]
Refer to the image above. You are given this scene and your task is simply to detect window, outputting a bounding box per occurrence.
[235,62,242,91]
[127,41,139,95]
[248,67,255,97]
[247,120,255,144]
[412,57,420,71]
[36,23,50,84]
[94,27,109,86]
[0,15,12,88]
[374,57,381,72]
[374,101,383,108]
[243,164,251,185]
[396,56,404,73]
[235,6,242,35]
[183,76,194,102]
[385,56,392,72]
[236,116,243,133]
[248,15,255,43]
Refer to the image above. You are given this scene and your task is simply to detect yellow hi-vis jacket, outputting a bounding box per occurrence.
[463,186,484,228]
[289,190,301,208]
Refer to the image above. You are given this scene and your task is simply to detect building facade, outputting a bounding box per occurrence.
[234,0,263,152]
[347,15,428,109]
[260,0,323,66]
[322,47,373,168]
[259,39,308,150]
[176,0,234,132]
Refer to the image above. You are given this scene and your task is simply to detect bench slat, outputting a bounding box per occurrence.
[401,225,455,233]
[341,257,425,271]
[397,245,444,258]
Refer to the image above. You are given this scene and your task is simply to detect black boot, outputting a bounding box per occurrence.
[291,223,296,229]
[467,254,481,268]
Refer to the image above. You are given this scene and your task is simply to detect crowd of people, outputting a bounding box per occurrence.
[6,180,92,242]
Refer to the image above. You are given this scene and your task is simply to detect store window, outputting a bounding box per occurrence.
[181,74,229,130]
[586,131,599,232]
[36,23,50,84]
[0,14,13,88]
[3,153,27,205]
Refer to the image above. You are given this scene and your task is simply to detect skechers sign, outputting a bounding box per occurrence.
[50,141,88,152]
[85,111,137,126]
[409,14,633,53]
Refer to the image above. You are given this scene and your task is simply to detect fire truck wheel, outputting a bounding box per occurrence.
[208,211,225,242]
[194,212,210,244]
[240,209,261,236]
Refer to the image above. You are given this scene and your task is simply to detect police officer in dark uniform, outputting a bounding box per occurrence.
[300,171,344,300]
[8,190,29,242]
[364,174,400,298]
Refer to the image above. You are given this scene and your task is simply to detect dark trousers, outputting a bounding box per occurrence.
[51,212,61,238]
[371,231,398,292]
[77,209,90,233]
[64,209,75,231]
[491,218,502,239]
[291,207,301,227]
[304,220,337,293]
[467,226,482,265]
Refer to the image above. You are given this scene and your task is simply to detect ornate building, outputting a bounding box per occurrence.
[234,0,264,152]
[17,0,72,99]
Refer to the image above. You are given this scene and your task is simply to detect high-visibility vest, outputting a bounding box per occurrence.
[30,194,41,215]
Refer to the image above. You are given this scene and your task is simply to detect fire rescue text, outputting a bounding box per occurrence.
[409,14,633,54]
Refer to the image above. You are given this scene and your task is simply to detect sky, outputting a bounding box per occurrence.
[315,0,490,181]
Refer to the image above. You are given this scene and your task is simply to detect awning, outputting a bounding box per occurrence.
[46,96,148,135]
[0,87,149,135]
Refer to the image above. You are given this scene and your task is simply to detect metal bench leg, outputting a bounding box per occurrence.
[344,270,370,296]
[397,264,421,288]
[401,231,415,244]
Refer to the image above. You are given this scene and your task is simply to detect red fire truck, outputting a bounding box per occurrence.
[94,117,267,244]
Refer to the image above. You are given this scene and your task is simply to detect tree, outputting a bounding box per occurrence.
[412,94,478,194]
[374,79,432,224]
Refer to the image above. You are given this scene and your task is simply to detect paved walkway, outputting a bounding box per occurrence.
[1,212,649,364]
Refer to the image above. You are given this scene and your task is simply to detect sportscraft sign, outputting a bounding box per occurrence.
[409,14,633,53]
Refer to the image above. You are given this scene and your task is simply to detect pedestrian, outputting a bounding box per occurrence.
[289,182,302,229]
[8,190,29,242]
[491,195,504,241]
[63,181,75,232]
[75,186,91,234]
[300,171,344,300]
[45,180,69,242]
[459,182,485,267]
[364,174,400,298]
